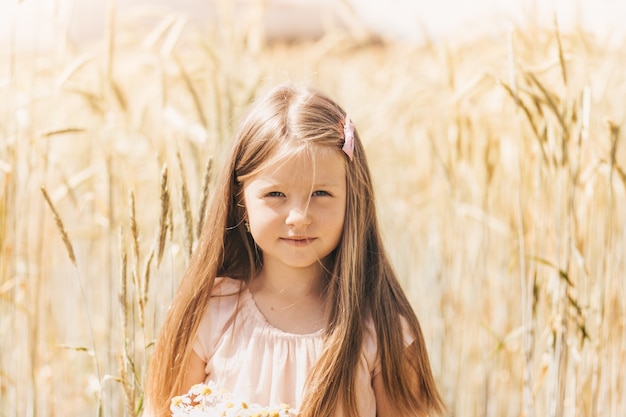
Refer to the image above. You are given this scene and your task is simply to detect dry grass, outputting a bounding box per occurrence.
[1,5,625,417]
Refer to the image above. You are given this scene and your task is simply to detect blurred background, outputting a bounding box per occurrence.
[1,1,625,416]
[3,0,626,50]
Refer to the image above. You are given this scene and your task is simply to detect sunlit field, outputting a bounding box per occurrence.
[1,3,625,417]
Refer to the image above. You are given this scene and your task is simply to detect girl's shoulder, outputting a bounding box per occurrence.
[212,276,246,296]
[206,277,247,323]
[193,277,247,361]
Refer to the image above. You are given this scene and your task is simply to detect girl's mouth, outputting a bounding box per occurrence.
[281,237,314,246]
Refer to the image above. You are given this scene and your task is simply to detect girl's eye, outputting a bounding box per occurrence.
[266,191,285,198]
[312,190,330,197]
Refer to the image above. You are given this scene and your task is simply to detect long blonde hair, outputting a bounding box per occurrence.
[146,83,445,417]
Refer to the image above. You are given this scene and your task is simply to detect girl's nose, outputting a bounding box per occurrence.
[285,206,311,228]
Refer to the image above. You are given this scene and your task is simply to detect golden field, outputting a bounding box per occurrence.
[1,6,625,417]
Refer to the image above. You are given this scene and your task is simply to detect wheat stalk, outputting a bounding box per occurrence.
[506,30,536,417]
[177,147,194,259]
[40,187,104,409]
[119,352,135,417]
[129,191,140,277]
[196,157,213,238]
[140,248,154,328]
[176,57,208,129]
[156,165,170,267]
[129,190,148,329]
[142,14,178,50]
[118,227,133,415]
[118,227,128,341]
[553,14,568,86]
[40,187,76,266]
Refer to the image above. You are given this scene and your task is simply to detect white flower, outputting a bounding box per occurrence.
[170,381,297,417]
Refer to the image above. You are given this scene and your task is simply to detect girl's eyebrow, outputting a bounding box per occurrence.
[255,177,342,188]
[257,183,341,193]
[311,182,342,188]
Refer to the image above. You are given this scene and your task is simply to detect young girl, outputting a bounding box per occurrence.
[145,83,445,417]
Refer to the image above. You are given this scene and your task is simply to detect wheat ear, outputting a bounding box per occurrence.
[196,157,213,238]
[156,165,170,267]
[40,187,76,266]
[129,190,146,327]
[176,147,194,258]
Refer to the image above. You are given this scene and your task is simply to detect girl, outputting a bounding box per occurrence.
[145,84,445,417]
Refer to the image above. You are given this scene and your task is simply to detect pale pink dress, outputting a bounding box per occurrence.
[192,277,380,416]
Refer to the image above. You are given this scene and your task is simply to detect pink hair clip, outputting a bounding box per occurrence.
[342,115,355,161]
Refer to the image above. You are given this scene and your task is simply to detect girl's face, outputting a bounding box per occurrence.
[242,147,347,273]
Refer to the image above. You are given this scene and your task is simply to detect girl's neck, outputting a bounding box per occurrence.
[251,260,326,299]
[248,261,328,334]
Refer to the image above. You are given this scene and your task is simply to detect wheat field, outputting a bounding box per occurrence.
[1,4,625,417]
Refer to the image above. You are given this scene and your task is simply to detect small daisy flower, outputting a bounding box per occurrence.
[170,381,297,417]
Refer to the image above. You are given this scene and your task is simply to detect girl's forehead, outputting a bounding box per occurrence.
[251,146,346,185]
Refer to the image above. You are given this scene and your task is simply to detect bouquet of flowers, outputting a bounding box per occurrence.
[170,381,296,417]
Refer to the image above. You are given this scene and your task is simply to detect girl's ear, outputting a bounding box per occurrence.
[235,182,247,219]
[241,205,248,222]
[238,206,248,230]
[239,200,250,233]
